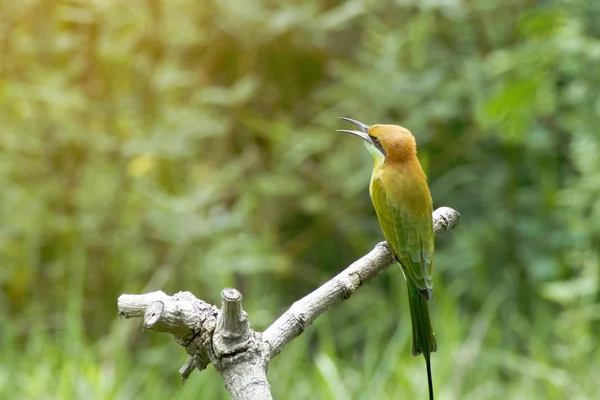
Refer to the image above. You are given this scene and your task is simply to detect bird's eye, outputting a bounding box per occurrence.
[369,135,386,155]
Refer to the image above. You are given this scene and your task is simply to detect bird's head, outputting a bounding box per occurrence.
[337,117,417,166]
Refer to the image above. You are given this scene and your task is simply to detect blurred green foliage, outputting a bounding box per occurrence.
[1,0,599,398]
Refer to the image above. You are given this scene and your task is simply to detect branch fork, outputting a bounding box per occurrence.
[118,207,461,400]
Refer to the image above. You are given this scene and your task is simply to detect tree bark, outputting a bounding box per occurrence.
[117,206,460,400]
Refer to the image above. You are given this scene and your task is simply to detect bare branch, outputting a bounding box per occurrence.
[262,206,461,358]
[117,206,461,400]
[214,288,252,357]
[216,289,250,339]
[179,356,197,384]
[118,290,171,319]
[432,206,461,233]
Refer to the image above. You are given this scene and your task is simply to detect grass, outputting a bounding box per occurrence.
[1,266,597,400]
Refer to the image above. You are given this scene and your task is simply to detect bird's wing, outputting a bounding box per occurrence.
[371,173,434,292]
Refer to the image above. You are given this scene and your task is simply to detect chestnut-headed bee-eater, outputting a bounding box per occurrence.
[338,117,436,400]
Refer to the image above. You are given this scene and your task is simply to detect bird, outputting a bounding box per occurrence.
[338,117,436,400]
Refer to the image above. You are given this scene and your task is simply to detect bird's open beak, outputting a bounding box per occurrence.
[337,117,372,144]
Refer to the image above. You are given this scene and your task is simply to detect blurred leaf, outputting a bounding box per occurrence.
[1,0,600,399]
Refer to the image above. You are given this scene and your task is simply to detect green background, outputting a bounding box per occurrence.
[1,0,599,398]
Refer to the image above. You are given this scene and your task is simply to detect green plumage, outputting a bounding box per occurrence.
[370,158,437,399]
[337,119,437,399]
[369,166,435,295]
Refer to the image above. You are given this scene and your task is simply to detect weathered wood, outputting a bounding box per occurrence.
[117,206,461,399]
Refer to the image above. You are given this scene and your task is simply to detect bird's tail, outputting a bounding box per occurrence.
[407,281,437,400]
